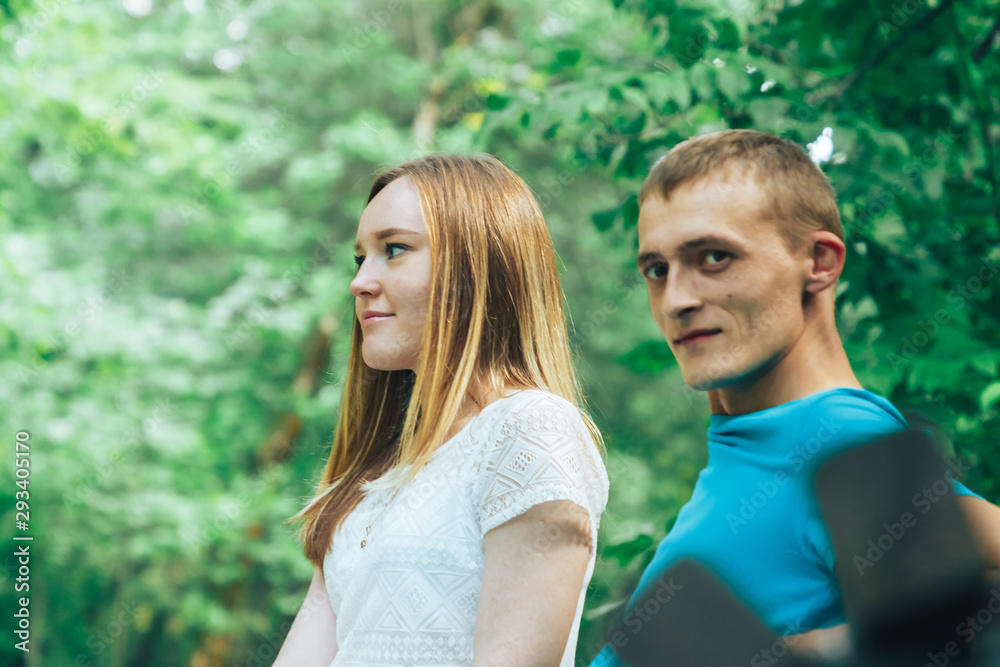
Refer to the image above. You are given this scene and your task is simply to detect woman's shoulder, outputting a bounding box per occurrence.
[486,387,583,413]
[470,388,604,459]
[479,388,589,432]
[471,387,609,534]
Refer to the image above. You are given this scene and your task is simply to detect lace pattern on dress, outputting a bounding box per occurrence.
[322,389,609,667]
[475,391,607,546]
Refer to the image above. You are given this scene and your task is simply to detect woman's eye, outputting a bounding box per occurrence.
[642,263,667,280]
[353,254,364,268]
[385,243,407,259]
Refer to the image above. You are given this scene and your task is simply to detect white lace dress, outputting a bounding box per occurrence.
[322,389,610,666]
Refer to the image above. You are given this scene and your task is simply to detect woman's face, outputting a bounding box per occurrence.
[350,176,433,373]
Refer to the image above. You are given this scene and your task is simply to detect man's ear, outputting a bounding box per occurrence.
[804,230,846,295]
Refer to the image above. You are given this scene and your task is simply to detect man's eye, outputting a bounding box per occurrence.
[642,263,667,280]
[704,250,731,266]
[386,243,407,259]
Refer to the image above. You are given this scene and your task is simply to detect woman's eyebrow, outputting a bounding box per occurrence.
[353,228,420,252]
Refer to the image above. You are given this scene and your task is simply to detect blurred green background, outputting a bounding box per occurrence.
[1,0,998,664]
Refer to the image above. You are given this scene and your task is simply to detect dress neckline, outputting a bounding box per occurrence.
[427,388,532,459]
[362,388,532,492]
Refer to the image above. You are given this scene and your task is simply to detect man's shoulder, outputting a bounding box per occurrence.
[792,387,907,452]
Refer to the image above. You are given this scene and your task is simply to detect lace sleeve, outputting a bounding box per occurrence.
[474,391,609,539]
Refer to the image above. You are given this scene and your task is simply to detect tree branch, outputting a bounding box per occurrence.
[951,10,1000,230]
[973,13,1000,62]
[825,0,957,108]
[257,315,336,465]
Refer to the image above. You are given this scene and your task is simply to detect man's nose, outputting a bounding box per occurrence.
[663,270,702,321]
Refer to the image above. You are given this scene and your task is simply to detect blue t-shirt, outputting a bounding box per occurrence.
[590,387,981,667]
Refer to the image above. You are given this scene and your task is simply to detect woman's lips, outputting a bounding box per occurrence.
[362,313,394,326]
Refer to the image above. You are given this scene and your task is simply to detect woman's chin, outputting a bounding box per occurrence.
[362,347,415,373]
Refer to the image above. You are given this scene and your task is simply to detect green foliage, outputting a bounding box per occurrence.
[0,0,997,664]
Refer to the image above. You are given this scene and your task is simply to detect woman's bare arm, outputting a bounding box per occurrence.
[272,567,339,667]
[472,499,593,666]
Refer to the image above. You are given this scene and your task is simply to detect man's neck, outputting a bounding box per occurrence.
[710,327,864,416]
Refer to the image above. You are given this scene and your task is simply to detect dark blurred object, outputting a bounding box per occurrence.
[814,428,996,666]
[609,559,819,667]
[606,428,1000,666]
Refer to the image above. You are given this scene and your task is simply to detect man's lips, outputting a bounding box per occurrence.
[674,329,722,345]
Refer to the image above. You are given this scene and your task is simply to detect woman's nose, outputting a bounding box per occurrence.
[349,259,382,298]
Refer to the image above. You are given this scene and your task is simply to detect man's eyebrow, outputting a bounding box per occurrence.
[353,228,420,252]
[636,235,741,266]
[636,250,663,267]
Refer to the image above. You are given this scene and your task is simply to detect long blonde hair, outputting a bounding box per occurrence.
[292,154,603,567]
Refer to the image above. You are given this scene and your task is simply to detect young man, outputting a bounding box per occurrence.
[590,130,1000,665]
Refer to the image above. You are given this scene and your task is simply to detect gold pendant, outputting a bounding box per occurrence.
[360,525,371,548]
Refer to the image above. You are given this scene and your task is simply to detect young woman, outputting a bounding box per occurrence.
[274,154,609,667]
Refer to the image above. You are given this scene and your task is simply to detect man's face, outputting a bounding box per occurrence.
[637,174,809,391]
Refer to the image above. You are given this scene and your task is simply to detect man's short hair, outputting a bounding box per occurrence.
[639,129,844,249]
